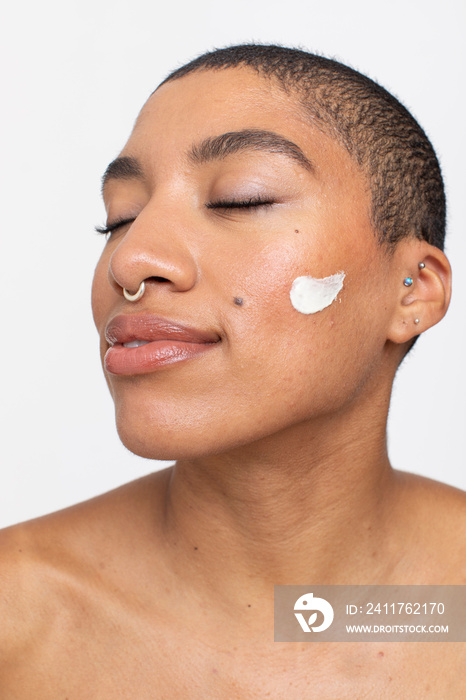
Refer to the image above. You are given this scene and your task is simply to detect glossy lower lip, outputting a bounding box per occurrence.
[105,339,217,376]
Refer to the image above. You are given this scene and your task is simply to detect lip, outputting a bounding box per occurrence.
[104,313,221,376]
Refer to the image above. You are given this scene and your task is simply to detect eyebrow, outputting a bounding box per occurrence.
[101,129,314,195]
[188,129,314,172]
[101,156,144,195]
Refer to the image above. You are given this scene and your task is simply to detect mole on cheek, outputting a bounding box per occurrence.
[233,297,244,306]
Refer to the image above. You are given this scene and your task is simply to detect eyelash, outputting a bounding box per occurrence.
[206,197,275,211]
[94,217,135,236]
[95,198,274,236]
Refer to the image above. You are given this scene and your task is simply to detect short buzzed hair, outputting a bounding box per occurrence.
[159,44,446,252]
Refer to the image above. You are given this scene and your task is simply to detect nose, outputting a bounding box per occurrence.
[108,206,199,299]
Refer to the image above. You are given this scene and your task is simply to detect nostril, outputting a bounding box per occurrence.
[149,276,171,284]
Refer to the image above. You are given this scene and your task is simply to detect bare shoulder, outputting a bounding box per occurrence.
[0,469,171,666]
[394,469,466,582]
[0,522,45,661]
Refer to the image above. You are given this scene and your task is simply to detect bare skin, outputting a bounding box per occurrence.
[1,68,464,698]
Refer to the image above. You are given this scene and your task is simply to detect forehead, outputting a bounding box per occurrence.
[136,68,300,134]
[123,68,360,181]
[140,67,303,128]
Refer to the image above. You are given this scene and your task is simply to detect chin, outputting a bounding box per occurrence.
[113,399,234,461]
[115,415,194,461]
[112,395,290,462]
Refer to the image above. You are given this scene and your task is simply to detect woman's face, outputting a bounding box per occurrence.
[92,68,394,459]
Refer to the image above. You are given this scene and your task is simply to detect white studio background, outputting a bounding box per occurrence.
[1,0,464,528]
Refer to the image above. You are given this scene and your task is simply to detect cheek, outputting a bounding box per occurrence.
[228,242,378,399]
[91,254,111,331]
[228,241,302,308]
[228,240,346,331]
[225,244,347,375]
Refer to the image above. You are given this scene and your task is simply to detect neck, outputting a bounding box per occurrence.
[160,386,401,609]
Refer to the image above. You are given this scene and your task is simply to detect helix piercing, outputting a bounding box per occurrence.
[403,277,413,287]
[123,281,145,302]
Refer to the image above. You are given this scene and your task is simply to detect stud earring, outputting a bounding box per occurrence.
[418,262,425,270]
[414,318,420,325]
[403,277,413,287]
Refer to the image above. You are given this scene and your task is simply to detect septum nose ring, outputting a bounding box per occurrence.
[123,281,145,302]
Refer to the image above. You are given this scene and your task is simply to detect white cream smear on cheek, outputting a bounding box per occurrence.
[290,271,346,314]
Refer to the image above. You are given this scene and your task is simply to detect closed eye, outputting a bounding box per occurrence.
[206,197,275,211]
[95,198,274,236]
[94,217,135,236]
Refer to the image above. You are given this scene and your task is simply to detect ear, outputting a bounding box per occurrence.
[387,240,451,345]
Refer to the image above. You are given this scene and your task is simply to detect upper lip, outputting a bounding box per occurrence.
[105,313,221,346]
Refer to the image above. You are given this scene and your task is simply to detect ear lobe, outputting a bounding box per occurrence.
[387,242,451,345]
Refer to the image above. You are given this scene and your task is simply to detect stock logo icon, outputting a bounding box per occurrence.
[294,592,334,632]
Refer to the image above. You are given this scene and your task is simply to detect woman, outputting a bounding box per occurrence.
[1,45,464,697]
